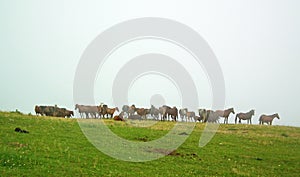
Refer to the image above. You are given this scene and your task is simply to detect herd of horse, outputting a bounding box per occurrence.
[34,104,280,125]
[71,104,280,125]
[35,105,73,118]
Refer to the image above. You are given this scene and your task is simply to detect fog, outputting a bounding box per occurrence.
[0,0,299,126]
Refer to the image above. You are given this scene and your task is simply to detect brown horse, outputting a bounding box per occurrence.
[259,113,280,125]
[216,108,235,124]
[161,105,178,121]
[136,108,148,119]
[161,105,171,121]
[235,109,255,124]
[98,104,108,118]
[113,112,125,121]
[186,111,196,122]
[167,106,178,121]
[105,107,119,118]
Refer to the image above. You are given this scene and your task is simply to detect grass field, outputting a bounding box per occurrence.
[0,111,299,176]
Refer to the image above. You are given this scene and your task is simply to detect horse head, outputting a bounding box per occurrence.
[151,105,155,110]
[275,113,280,119]
[230,108,235,114]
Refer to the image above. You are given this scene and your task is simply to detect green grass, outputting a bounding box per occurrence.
[0,111,299,176]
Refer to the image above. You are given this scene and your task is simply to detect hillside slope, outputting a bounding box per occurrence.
[0,112,299,176]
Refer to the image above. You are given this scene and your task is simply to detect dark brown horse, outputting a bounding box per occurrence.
[216,108,235,124]
[161,105,178,121]
[235,109,255,124]
[259,113,280,125]
[198,109,208,122]
[98,104,108,118]
[167,106,178,121]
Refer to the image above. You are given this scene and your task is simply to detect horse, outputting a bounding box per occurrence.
[194,116,203,122]
[53,107,73,118]
[136,108,148,119]
[105,107,119,118]
[259,113,280,125]
[158,106,165,121]
[198,109,208,122]
[161,105,171,121]
[128,104,136,116]
[235,109,255,124]
[122,105,130,117]
[98,104,108,118]
[35,105,43,116]
[150,105,160,120]
[75,104,86,118]
[75,104,98,118]
[166,106,178,121]
[179,108,188,122]
[63,110,74,118]
[86,106,98,118]
[113,112,125,121]
[215,108,235,124]
[206,110,220,123]
[186,111,196,122]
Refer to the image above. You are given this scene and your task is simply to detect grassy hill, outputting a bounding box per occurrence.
[0,111,299,176]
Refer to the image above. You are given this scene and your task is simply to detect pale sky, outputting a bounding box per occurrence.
[0,0,299,126]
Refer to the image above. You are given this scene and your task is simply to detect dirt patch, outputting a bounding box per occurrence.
[147,148,200,159]
[8,142,27,148]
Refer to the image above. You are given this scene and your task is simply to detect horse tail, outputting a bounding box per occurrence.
[259,115,263,124]
[235,114,238,124]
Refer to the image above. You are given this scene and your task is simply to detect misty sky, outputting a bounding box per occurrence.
[0,0,299,126]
